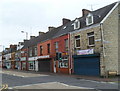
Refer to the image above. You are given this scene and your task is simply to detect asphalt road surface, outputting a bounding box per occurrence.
[1,70,119,90]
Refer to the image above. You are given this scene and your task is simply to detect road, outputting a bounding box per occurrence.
[1,70,119,90]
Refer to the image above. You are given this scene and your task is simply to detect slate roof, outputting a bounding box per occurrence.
[53,2,117,38]
[79,2,117,29]
[21,26,62,49]
[22,2,117,49]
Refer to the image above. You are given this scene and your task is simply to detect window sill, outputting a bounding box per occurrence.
[87,45,95,48]
[59,67,68,68]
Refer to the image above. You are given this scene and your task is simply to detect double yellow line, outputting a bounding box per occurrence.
[0,84,8,90]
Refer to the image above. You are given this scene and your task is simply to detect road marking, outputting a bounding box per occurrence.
[8,82,95,89]
[2,72,27,77]
[58,82,94,89]
[79,79,118,85]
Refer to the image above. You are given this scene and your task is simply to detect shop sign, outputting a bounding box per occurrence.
[77,49,94,55]
[37,55,50,59]
[20,57,26,61]
[28,57,37,61]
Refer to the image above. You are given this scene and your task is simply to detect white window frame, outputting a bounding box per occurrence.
[87,32,95,46]
[75,35,80,48]
[55,42,58,52]
[74,19,80,30]
[40,46,43,55]
[86,13,93,26]
[29,61,34,70]
[34,47,37,56]
[29,48,32,57]
[64,39,68,52]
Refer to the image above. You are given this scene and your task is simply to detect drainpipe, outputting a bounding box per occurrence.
[100,23,106,77]
[68,33,72,75]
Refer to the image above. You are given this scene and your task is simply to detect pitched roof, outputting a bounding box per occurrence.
[22,2,117,49]
[78,2,117,29]
[22,26,62,49]
[54,2,117,38]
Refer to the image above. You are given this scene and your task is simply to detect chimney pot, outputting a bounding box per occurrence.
[30,36,35,39]
[39,32,45,36]
[48,26,56,31]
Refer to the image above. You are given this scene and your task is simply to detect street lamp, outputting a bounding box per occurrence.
[0,45,4,52]
[21,31,28,40]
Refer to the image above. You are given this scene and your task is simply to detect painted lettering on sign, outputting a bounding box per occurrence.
[77,49,94,55]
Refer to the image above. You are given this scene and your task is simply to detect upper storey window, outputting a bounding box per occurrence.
[86,13,93,26]
[74,19,80,30]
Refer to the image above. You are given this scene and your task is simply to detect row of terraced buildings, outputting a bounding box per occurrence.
[1,2,120,77]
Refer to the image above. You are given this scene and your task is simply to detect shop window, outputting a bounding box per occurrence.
[87,32,95,46]
[75,35,80,48]
[29,62,34,70]
[59,56,68,68]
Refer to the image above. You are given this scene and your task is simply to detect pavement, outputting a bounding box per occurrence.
[2,68,119,83]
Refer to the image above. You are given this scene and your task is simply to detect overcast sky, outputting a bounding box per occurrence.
[0,0,118,51]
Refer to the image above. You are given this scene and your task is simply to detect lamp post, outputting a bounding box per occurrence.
[0,45,4,52]
[21,31,28,40]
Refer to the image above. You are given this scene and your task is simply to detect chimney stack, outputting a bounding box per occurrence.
[39,32,45,36]
[30,36,35,39]
[48,26,56,31]
[24,39,29,43]
[82,9,91,16]
[62,18,71,25]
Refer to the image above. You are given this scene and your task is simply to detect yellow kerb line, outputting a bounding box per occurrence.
[0,84,8,90]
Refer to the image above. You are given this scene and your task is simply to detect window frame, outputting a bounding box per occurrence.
[75,35,80,48]
[86,13,93,26]
[47,43,50,54]
[29,48,32,57]
[34,47,37,56]
[64,39,68,52]
[59,56,68,68]
[54,42,58,52]
[74,19,80,30]
[40,46,43,55]
[87,32,95,46]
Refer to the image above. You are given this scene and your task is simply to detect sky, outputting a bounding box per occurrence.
[0,0,118,52]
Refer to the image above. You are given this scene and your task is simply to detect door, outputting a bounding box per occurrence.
[74,54,100,76]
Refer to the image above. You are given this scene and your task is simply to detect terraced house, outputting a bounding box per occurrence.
[69,2,120,76]
[2,1,120,77]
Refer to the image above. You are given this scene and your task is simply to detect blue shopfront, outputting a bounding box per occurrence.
[73,54,100,76]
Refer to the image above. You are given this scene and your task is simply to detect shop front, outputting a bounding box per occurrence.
[28,57,37,71]
[5,60,11,69]
[54,55,69,74]
[37,55,51,72]
[20,57,27,70]
[15,57,21,69]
